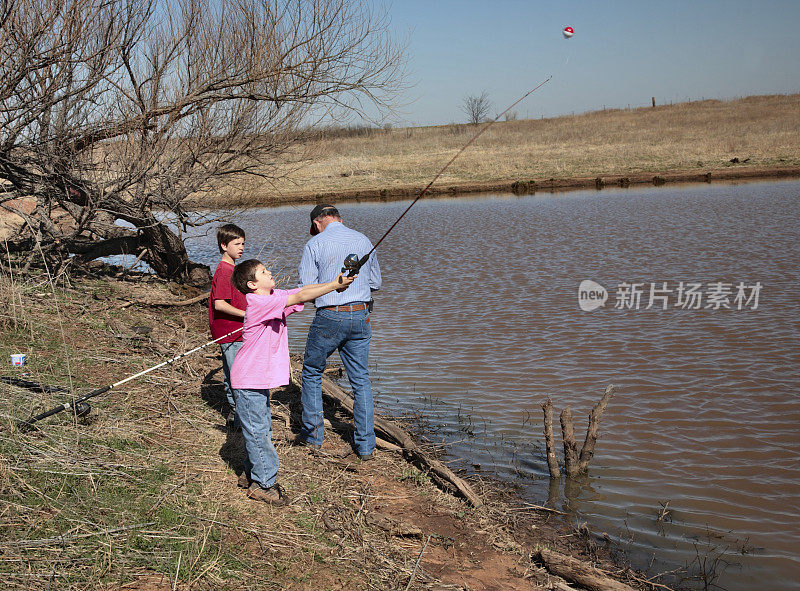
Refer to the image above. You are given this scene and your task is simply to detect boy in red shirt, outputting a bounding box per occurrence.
[208,224,247,429]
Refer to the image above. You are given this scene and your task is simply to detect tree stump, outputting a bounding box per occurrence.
[540,385,616,479]
[541,398,560,478]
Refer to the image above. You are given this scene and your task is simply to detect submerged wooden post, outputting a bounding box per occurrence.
[560,407,580,478]
[541,398,560,478]
[542,385,616,480]
[578,385,616,473]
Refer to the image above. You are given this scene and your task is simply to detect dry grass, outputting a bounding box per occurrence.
[214,93,800,204]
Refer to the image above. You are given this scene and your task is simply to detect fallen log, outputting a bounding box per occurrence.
[122,292,209,308]
[535,547,636,591]
[318,374,483,507]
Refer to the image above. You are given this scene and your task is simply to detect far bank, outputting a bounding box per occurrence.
[186,93,800,208]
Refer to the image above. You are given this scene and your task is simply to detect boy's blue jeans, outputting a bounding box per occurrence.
[233,388,279,489]
[220,341,242,416]
[300,308,375,456]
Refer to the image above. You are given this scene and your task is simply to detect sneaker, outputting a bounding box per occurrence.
[237,472,251,488]
[246,483,286,505]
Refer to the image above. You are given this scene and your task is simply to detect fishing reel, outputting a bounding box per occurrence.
[73,402,91,418]
[342,253,362,277]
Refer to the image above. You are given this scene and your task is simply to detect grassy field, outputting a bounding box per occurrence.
[204,93,800,206]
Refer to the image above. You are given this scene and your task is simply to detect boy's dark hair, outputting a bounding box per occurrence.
[217,224,245,253]
[231,259,262,294]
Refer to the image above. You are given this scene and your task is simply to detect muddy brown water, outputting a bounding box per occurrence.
[183,180,800,590]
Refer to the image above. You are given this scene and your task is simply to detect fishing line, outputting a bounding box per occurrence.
[15,74,557,430]
[343,75,552,275]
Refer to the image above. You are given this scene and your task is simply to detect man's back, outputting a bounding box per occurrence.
[298,221,381,307]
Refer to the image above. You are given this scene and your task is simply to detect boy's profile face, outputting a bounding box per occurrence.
[221,237,245,261]
[247,264,275,294]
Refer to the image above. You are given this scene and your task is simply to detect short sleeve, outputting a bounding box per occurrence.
[212,264,234,301]
[283,288,305,317]
[246,292,289,325]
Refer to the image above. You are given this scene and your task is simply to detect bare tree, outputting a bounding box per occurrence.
[0,0,405,284]
[461,91,492,125]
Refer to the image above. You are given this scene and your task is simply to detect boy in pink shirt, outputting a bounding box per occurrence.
[230,259,355,504]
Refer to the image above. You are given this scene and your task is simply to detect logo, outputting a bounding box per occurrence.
[577,280,762,311]
[578,280,608,311]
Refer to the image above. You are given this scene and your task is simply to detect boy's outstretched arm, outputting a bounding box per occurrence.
[287,273,355,306]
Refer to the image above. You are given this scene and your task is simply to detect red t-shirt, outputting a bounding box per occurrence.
[208,261,247,342]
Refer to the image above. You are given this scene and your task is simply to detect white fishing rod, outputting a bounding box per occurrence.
[16,326,243,430]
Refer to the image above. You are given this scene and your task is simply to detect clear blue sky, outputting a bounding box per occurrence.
[379,0,800,127]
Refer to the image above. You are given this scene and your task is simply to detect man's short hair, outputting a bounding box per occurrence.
[310,204,339,222]
[231,259,262,294]
[217,224,245,253]
[309,204,340,235]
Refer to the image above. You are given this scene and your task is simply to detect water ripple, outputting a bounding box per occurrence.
[187,180,800,591]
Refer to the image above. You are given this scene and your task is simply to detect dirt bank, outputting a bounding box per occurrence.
[186,164,800,209]
[0,272,660,590]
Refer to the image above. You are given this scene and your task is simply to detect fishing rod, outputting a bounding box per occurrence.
[15,326,243,431]
[342,75,552,276]
[16,78,553,429]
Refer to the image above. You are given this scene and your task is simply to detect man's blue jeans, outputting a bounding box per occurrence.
[220,341,242,418]
[233,388,279,489]
[301,308,375,456]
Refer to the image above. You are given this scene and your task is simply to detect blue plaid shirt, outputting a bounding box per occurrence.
[297,222,381,308]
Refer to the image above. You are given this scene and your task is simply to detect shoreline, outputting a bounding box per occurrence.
[0,273,655,590]
[186,164,800,208]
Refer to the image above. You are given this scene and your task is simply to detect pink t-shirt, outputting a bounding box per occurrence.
[230,289,304,390]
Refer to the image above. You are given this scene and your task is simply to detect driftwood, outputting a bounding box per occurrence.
[144,292,209,307]
[364,511,424,538]
[319,375,483,507]
[535,547,636,591]
[541,398,561,478]
[120,292,209,308]
[560,406,580,478]
[318,415,402,453]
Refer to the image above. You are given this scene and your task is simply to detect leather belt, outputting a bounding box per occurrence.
[320,303,367,312]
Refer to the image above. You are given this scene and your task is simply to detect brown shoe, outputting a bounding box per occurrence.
[237,472,251,488]
[246,483,286,505]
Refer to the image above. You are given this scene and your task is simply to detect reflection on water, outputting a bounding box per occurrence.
[186,180,800,591]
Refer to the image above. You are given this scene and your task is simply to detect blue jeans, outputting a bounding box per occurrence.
[220,340,243,413]
[301,308,375,456]
[233,388,279,489]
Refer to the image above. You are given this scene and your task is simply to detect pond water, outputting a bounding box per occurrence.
[185,180,800,590]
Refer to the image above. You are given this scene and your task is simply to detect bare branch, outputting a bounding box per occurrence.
[1,0,406,282]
